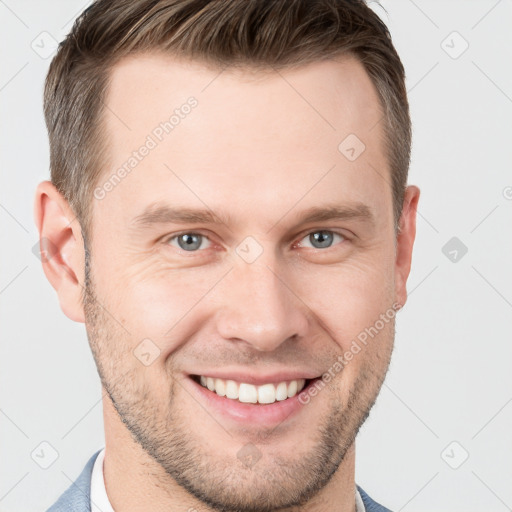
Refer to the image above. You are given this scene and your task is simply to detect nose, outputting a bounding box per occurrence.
[214,257,310,352]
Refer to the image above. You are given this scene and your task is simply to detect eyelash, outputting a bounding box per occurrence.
[163,229,348,254]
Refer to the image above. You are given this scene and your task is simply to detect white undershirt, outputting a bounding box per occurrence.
[90,448,114,512]
[91,448,365,512]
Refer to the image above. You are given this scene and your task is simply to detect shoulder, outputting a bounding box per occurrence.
[46,450,102,512]
[357,485,393,512]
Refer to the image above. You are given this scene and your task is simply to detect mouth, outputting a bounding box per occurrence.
[186,373,323,425]
[189,374,319,405]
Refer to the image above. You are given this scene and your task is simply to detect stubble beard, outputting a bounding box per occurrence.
[83,250,393,512]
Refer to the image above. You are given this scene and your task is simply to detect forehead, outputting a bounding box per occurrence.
[104,52,383,145]
[96,53,390,231]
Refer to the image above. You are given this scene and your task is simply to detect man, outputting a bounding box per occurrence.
[35,0,419,510]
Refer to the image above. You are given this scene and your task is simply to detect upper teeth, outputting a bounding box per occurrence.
[199,376,307,404]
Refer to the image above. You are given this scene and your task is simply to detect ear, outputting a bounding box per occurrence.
[33,181,86,322]
[395,185,420,308]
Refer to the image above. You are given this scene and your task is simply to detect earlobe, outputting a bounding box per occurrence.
[395,185,420,308]
[33,181,86,323]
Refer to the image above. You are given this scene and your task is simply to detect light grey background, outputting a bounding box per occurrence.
[1,1,511,511]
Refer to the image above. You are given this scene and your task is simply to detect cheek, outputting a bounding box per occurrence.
[111,267,225,345]
[292,255,396,390]
[295,257,395,345]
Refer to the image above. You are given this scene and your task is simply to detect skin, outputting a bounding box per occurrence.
[35,53,419,512]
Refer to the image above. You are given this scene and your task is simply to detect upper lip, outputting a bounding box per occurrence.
[189,370,321,386]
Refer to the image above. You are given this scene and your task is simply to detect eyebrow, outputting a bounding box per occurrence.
[131,202,375,230]
[132,205,230,227]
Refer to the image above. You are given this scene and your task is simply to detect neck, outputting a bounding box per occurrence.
[102,395,358,512]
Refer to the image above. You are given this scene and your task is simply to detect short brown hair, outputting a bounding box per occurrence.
[44,0,411,241]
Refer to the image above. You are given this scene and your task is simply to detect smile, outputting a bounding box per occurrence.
[193,375,309,405]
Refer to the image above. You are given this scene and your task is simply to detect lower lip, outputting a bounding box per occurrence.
[186,376,319,426]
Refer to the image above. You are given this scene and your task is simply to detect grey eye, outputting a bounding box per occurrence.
[300,231,344,249]
[168,233,211,251]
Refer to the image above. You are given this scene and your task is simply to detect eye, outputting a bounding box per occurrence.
[166,232,212,252]
[297,230,345,249]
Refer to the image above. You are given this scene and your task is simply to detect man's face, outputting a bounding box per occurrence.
[84,53,409,511]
